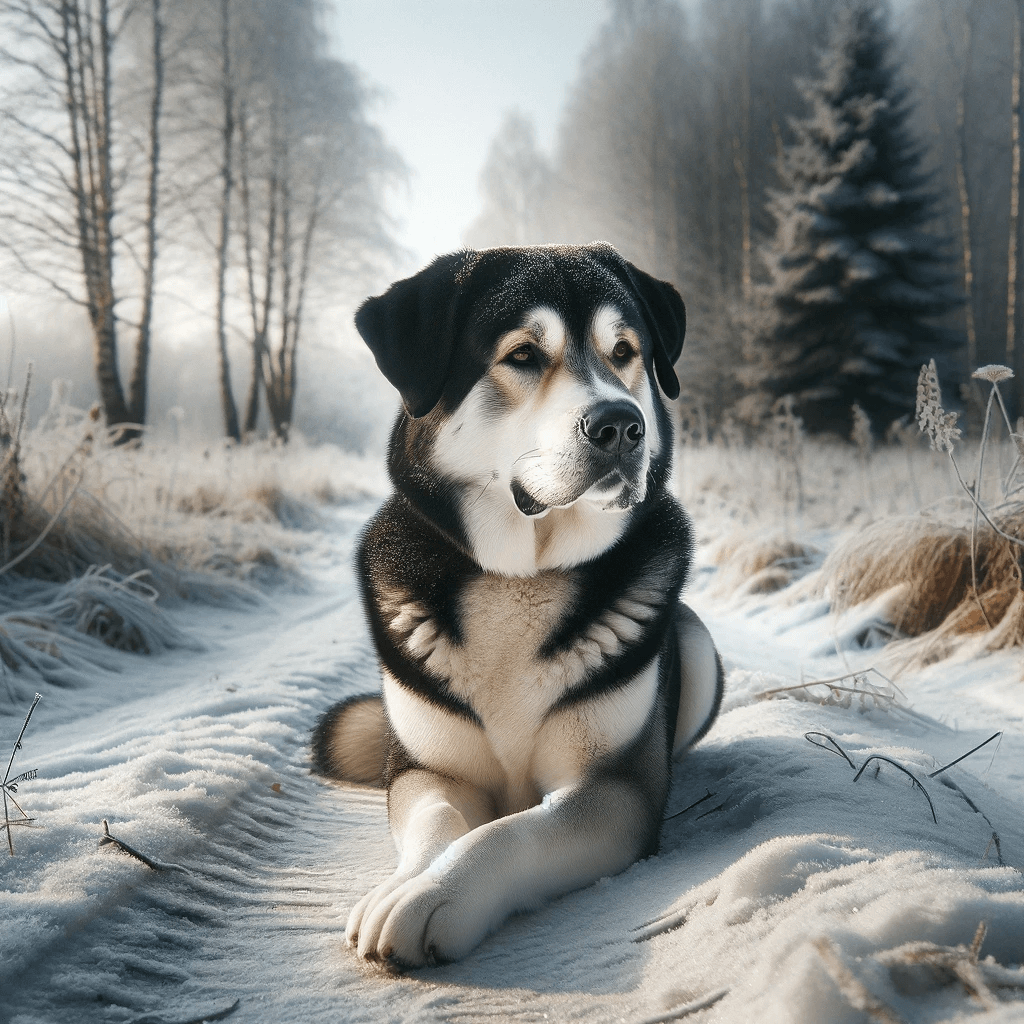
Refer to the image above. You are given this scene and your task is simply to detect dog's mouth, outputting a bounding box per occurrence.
[511,479,549,517]
[511,470,639,517]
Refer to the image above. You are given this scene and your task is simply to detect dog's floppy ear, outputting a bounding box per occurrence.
[590,245,686,400]
[355,251,476,418]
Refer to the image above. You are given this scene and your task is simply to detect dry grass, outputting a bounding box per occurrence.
[4,389,384,592]
[709,534,821,597]
[817,508,1024,656]
[677,410,1024,661]
[0,383,386,709]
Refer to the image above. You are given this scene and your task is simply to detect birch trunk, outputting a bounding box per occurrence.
[1010,1,1024,415]
[214,0,240,443]
[127,0,163,433]
[948,5,978,371]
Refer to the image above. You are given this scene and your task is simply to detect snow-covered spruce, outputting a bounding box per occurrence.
[755,1,962,436]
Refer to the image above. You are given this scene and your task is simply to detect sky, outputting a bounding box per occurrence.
[330,0,608,270]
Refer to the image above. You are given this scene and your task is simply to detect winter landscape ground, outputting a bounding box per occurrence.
[1,400,1023,1024]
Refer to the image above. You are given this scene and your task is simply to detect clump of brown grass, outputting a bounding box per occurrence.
[818,510,1024,654]
[246,484,324,531]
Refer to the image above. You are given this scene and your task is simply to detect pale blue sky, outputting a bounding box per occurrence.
[330,1,608,269]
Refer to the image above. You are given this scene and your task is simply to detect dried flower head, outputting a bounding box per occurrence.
[972,364,1014,383]
[916,360,961,452]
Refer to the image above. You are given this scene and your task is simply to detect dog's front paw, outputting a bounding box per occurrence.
[353,869,492,967]
[345,869,417,957]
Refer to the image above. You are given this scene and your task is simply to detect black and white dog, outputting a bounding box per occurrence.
[312,243,723,967]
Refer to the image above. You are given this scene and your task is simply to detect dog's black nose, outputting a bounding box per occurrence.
[581,401,645,455]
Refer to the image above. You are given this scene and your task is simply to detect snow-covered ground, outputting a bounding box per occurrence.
[2,494,1023,1024]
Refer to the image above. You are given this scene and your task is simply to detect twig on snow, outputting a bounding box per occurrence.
[99,819,187,873]
[632,988,729,1023]
[128,999,241,1024]
[664,788,716,821]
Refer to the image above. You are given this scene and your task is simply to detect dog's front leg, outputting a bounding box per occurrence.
[356,775,658,967]
[347,769,493,956]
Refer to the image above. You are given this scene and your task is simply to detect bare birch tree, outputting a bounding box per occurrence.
[213,0,241,442]
[464,112,552,248]
[940,0,978,372]
[1009,0,1024,413]
[0,0,165,441]
[178,0,401,442]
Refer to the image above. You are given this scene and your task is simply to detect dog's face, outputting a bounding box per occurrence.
[356,244,686,574]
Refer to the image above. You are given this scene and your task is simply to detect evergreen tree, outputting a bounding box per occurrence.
[756,0,962,435]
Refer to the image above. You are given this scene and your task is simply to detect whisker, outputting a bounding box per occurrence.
[513,448,544,465]
[466,475,497,511]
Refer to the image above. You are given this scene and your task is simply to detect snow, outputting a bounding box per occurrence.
[2,496,1023,1023]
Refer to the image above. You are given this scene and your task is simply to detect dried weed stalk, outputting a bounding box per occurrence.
[876,921,1024,1007]
[805,730,937,823]
[2,691,41,855]
[913,363,1024,639]
[806,728,1007,835]
[758,667,916,717]
[814,937,904,1024]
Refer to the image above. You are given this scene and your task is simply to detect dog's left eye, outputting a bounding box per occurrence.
[507,344,538,366]
[612,340,634,361]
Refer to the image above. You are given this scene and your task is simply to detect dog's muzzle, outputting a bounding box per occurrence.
[510,400,648,517]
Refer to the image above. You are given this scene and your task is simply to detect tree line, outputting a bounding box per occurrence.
[0,0,400,443]
[468,0,1024,436]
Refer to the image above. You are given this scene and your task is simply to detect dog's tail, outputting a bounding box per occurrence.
[310,694,387,787]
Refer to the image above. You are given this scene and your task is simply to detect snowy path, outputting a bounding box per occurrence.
[3,510,1023,1023]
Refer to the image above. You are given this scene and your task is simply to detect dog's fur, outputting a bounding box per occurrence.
[312,243,724,967]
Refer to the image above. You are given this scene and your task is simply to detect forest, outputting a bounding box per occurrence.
[1,0,1021,445]
[470,0,1024,437]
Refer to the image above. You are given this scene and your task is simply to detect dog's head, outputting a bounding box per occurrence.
[356,243,685,573]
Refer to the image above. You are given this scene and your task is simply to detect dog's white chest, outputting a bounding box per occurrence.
[385,572,578,809]
[385,569,664,812]
[449,572,572,720]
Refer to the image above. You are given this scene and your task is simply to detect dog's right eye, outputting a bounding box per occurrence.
[506,344,538,366]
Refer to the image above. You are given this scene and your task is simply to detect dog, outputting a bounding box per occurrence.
[312,243,724,967]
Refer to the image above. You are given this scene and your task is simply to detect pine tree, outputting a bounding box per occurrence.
[757,0,962,435]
